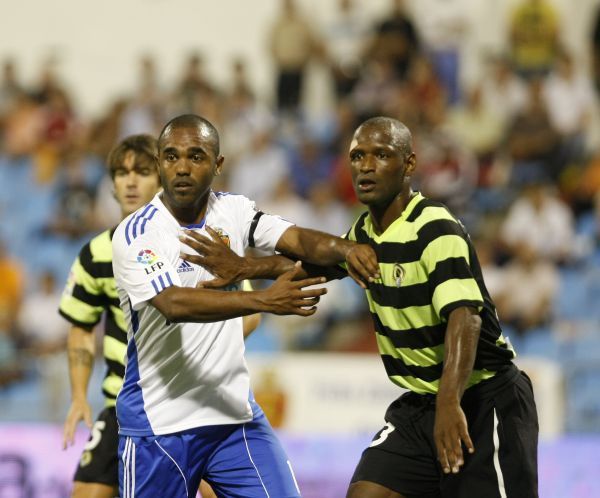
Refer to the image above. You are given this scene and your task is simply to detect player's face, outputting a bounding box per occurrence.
[158,125,223,209]
[113,150,161,217]
[349,125,415,208]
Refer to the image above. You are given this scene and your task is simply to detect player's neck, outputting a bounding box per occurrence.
[369,187,414,235]
[160,192,209,226]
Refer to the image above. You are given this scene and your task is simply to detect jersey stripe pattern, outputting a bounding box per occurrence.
[345,193,515,395]
[59,229,126,407]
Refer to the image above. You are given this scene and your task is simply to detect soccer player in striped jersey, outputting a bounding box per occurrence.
[59,134,161,498]
[185,117,539,498]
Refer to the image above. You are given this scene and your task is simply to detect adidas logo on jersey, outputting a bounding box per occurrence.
[177,260,194,273]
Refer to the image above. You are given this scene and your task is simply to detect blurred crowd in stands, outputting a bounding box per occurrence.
[2,0,600,427]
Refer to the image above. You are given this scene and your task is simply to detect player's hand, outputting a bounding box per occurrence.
[433,400,474,474]
[346,244,380,289]
[63,398,93,450]
[263,261,327,316]
[179,226,244,288]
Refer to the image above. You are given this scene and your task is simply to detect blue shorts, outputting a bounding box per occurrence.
[118,408,301,498]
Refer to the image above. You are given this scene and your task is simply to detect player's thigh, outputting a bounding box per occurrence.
[350,395,441,498]
[71,481,117,498]
[118,434,194,498]
[205,413,300,498]
[73,407,119,489]
[442,372,539,498]
[347,480,413,498]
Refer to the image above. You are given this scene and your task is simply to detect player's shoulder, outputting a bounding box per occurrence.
[114,201,168,248]
[211,190,253,207]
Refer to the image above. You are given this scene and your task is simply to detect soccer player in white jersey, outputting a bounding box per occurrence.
[111,114,378,498]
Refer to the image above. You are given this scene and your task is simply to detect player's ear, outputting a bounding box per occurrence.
[214,155,224,176]
[405,153,416,176]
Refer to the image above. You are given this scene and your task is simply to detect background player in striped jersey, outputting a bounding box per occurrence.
[59,134,236,498]
[59,134,161,498]
[184,117,539,498]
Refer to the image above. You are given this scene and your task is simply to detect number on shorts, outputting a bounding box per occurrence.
[369,422,395,447]
[84,420,106,451]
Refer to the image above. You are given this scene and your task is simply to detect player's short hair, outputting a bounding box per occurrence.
[107,134,158,179]
[158,114,220,157]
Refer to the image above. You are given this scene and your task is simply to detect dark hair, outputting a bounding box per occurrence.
[158,114,220,156]
[107,134,158,179]
[358,116,413,154]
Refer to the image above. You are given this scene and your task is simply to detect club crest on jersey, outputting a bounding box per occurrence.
[213,227,230,247]
[393,264,405,288]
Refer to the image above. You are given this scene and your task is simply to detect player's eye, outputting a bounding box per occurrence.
[166,153,177,161]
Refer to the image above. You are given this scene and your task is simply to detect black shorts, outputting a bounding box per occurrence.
[351,366,539,498]
[73,407,119,487]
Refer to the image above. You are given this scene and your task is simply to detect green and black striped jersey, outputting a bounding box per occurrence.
[345,193,515,395]
[59,228,126,407]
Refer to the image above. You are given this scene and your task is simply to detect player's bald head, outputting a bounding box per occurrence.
[352,116,413,155]
[158,114,220,157]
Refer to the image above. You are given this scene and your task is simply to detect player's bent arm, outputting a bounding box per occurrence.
[434,306,481,474]
[150,266,327,323]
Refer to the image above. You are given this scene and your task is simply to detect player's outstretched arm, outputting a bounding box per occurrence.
[276,226,380,288]
[150,262,327,323]
[434,306,481,474]
[180,226,298,288]
[63,326,95,449]
[180,225,379,289]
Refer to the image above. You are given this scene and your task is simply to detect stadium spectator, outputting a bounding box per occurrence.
[323,0,370,100]
[367,0,420,81]
[17,270,68,421]
[504,78,563,186]
[508,0,560,79]
[494,242,560,336]
[268,0,321,113]
[500,180,575,264]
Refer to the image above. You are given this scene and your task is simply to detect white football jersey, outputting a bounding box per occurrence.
[112,191,293,436]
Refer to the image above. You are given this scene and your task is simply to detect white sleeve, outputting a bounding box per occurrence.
[113,230,181,310]
[238,196,294,252]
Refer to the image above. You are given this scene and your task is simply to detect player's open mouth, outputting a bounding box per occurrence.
[357,179,376,192]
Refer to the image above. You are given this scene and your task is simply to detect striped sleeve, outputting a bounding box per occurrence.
[59,244,105,329]
[421,220,483,319]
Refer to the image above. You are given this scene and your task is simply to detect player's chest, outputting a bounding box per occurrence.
[176,223,242,288]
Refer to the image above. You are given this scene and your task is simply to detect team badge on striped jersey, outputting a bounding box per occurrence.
[393,263,404,288]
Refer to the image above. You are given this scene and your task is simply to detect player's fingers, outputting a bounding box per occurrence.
[461,429,475,455]
[298,287,327,298]
[296,296,320,307]
[294,306,318,317]
[347,267,367,289]
[63,417,76,449]
[359,252,381,280]
[181,253,204,266]
[84,410,93,429]
[205,225,224,243]
[437,446,451,474]
[295,276,327,288]
[198,278,230,289]
[447,438,464,473]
